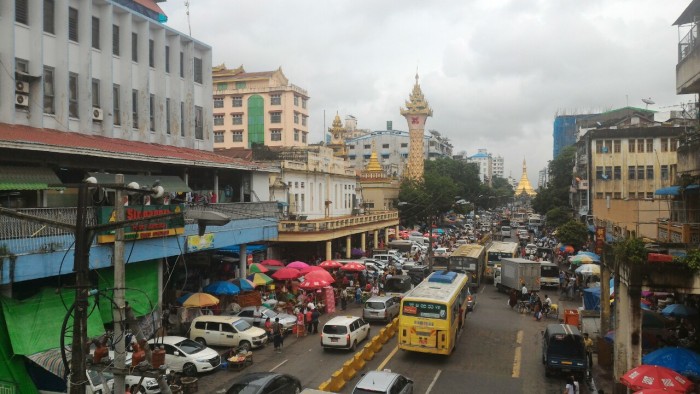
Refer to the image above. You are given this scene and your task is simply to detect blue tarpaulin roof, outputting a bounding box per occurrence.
[584,287,601,311]
[655,186,681,196]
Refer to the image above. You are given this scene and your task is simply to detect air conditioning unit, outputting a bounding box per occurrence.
[92,107,104,121]
[15,93,29,107]
[15,81,29,93]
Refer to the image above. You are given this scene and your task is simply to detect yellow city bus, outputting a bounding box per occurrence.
[485,241,519,282]
[448,244,486,288]
[398,271,470,355]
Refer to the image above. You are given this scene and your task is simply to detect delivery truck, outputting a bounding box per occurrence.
[494,257,541,293]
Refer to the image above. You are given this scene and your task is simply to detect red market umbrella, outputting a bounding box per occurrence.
[319,260,342,269]
[299,279,332,290]
[304,270,335,283]
[635,390,687,394]
[287,261,309,270]
[621,365,693,393]
[248,263,269,273]
[261,259,284,267]
[271,267,302,281]
[300,265,325,275]
[340,262,366,272]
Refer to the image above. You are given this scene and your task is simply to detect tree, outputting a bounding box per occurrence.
[532,146,576,215]
[545,207,572,229]
[556,220,589,250]
[398,175,458,228]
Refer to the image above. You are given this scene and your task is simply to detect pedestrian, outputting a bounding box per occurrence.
[571,375,580,393]
[305,307,313,334]
[296,309,306,337]
[340,288,348,310]
[521,282,529,301]
[583,333,594,368]
[563,376,575,394]
[355,286,362,304]
[311,306,320,334]
[264,317,273,341]
[272,318,283,353]
[509,289,518,309]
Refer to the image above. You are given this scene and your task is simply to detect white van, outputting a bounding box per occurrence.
[501,226,511,238]
[408,235,428,245]
[189,315,268,350]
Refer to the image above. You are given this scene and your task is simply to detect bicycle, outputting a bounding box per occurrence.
[517,300,531,314]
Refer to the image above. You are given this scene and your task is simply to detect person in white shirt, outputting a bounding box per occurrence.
[521,283,529,301]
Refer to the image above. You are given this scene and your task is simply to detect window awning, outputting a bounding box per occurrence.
[686,184,700,192]
[87,172,192,193]
[0,166,64,191]
[654,186,680,196]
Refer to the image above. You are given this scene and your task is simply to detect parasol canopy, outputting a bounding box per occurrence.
[560,245,575,253]
[300,265,325,275]
[319,260,342,269]
[229,278,256,292]
[248,263,269,273]
[247,273,274,286]
[272,267,303,281]
[304,270,335,283]
[643,347,700,378]
[577,251,601,260]
[570,254,599,265]
[575,264,601,276]
[661,304,699,318]
[340,262,366,272]
[299,279,332,290]
[260,259,284,267]
[203,281,241,295]
[621,365,693,393]
[181,292,220,308]
[287,261,309,270]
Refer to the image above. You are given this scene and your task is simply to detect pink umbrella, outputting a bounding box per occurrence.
[300,265,325,275]
[271,267,302,281]
[261,259,284,267]
[287,261,309,270]
[304,270,335,283]
[340,262,366,272]
[299,279,332,290]
[319,260,342,269]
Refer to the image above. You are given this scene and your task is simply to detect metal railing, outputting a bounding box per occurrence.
[278,210,399,233]
[679,23,699,62]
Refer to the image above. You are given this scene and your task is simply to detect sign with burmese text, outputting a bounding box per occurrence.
[97,204,185,243]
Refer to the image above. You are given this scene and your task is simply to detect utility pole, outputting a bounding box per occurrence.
[113,174,127,394]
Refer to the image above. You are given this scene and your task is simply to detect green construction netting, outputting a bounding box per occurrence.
[97,260,159,324]
[0,288,105,356]
[0,306,39,394]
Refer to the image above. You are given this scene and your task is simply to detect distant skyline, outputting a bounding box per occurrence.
[161,0,693,183]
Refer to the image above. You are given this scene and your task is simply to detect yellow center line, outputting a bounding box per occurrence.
[512,330,523,378]
[516,330,523,345]
[377,345,399,371]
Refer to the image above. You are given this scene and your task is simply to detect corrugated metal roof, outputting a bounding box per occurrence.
[87,172,192,193]
[0,166,63,190]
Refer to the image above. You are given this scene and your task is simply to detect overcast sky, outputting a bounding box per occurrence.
[162,0,693,184]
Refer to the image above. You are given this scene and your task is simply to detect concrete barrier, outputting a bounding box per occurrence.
[318,369,346,393]
[352,352,366,371]
[378,328,389,344]
[342,359,357,381]
[370,336,383,353]
[362,343,375,361]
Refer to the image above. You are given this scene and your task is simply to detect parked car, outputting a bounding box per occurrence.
[434,247,449,257]
[148,336,221,376]
[352,370,414,394]
[321,316,370,351]
[189,315,268,349]
[228,306,296,334]
[226,372,301,394]
[363,295,401,322]
[525,243,538,256]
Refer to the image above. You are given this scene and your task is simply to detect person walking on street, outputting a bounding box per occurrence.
[583,333,594,369]
[272,318,283,353]
[311,306,320,334]
[563,376,576,394]
[521,282,529,301]
[341,288,348,310]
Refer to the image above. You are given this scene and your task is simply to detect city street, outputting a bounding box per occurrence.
[195,283,585,394]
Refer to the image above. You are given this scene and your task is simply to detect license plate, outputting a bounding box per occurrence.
[562,361,572,365]
[330,337,338,342]
[371,312,378,315]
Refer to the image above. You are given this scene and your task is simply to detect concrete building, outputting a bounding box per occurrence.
[358,149,400,212]
[467,149,493,185]
[211,64,309,149]
[492,155,504,179]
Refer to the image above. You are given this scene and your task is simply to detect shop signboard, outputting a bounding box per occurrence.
[97,204,185,243]
[187,233,215,252]
[595,227,606,255]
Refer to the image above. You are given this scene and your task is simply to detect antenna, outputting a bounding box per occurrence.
[185,0,192,36]
[642,97,655,109]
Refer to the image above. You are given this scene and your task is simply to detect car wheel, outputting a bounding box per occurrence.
[294,385,301,394]
[239,340,252,351]
[350,340,357,351]
[194,337,206,346]
[133,385,146,394]
[183,363,197,377]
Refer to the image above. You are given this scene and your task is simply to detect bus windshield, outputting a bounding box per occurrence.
[450,257,477,272]
[541,265,558,277]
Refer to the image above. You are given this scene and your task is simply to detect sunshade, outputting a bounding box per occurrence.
[287,261,309,270]
[577,251,601,260]
[319,260,342,269]
[203,281,241,295]
[621,365,693,393]
[229,278,256,292]
[261,259,284,267]
[340,262,366,272]
[575,264,600,276]
[571,254,599,265]
[560,245,575,253]
[299,279,332,290]
[643,347,700,378]
[271,267,303,281]
[300,266,325,275]
[247,273,274,286]
[303,270,335,283]
[181,292,219,307]
[248,263,269,273]
[661,304,699,318]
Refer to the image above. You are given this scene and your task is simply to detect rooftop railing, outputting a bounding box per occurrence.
[679,23,699,62]
[278,210,399,233]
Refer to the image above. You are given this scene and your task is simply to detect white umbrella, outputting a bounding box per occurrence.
[575,264,600,276]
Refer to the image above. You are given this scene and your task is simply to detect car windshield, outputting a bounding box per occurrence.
[175,338,205,355]
[226,383,263,394]
[234,319,253,331]
[323,324,348,334]
[385,278,411,293]
[548,335,585,358]
[365,302,386,310]
[263,309,278,318]
[353,389,388,394]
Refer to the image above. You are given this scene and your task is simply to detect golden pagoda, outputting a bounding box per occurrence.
[400,74,432,181]
[359,143,400,210]
[361,145,386,180]
[327,112,348,158]
[514,158,537,196]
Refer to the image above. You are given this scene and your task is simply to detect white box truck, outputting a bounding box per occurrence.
[494,257,541,293]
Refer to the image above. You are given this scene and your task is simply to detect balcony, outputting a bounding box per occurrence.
[277,210,399,242]
[676,23,700,94]
[657,218,700,245]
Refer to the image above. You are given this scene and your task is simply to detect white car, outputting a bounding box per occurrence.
[148,336,221,376]
[189,315,268,349]
[434,247,449,257]
[321,316,370,351]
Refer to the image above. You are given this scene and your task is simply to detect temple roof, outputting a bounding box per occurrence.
[400,74,433,117]
[514,158,537,196]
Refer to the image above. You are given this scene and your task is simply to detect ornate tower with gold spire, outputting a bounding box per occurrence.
[400,74,432,181]
[327,112,348,158]
[514,158,537,196]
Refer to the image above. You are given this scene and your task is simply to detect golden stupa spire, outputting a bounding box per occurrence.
[514,158,537,196]
[400,74,433,117]
[365,141,383,173]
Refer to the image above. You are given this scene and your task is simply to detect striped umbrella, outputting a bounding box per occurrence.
[247,273,274,286]
[248,263,269,273]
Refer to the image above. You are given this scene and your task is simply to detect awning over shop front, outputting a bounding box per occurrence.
[87,172,191,193]
[654,186,681,196]
[0,166,63,191]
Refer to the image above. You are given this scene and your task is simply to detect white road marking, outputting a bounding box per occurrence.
[269,359,288,372]
[425,369,442,394]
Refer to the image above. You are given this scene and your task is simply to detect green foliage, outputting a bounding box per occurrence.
[674,249,700,271]
[424,158,482,203]
[613,238,647,265]
[556,220,589,250]
[532,146,576,215]
[545,207,572,229]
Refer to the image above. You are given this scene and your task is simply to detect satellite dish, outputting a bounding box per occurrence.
[642,98,655,105]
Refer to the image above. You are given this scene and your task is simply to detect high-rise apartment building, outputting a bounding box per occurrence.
[211,65,309,149]
[492,155,504,179]
[467,149,493,184]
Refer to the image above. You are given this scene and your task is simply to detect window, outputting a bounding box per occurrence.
[217,82,227,91]
[92,17,100,49]
[661,165,669,180]
[596,140,603,153]
[236,81,246,89]
[214,131,224,143]
[671,138,678,152]
[294,113,299,124]
[614,192,621,199]
[294,95,299,106]
[112,25,120,56]
[270,112,281,123]
[91,78,100,108]
[232,96,242,107]
[604,140,612,153]
[629,139,636,153]
[43,67,55,114]
[113,84,120,125]
[69,73,79,118]
[132,89,139,128]
[148,39,154,67]
[364,144,371,149]
[15,58,28,73]
[232,131,243,142]
[400,143,408,148]
[661,138,668,152]
[165,46,170,72]
[149,94,155,131]
[213,114,224,126]
[604,166,612,180]
[68,8,79,41]
[647,192,654,199]
[628,166,636,180]
[646,139,653,152]
[193,57,202,84]
[165,98,170,133]
[271,94,281,105]
[596,192,603,199]
[628,192,637,199]
[294,129,299,141]
[180,102,184,136]
[637,165,645,180]
[132,33,138,62]
[270,129,282,141]
[614,166,621,180]
[637,139,644,152]
[302,132,307,143]
[232,114,242,125]
[214,98,223,108]
[194,105,203,139]
[302,116,307,126]
[16,0,28,25]
[613,140,621,153]
[44,0,55,34]
[595,166,604,180]
[646,165,654,180]
[179,52,184,78]
[302,98,307,109]
[382,144,390,149]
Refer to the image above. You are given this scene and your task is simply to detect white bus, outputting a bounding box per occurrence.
[485,241,519,282]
